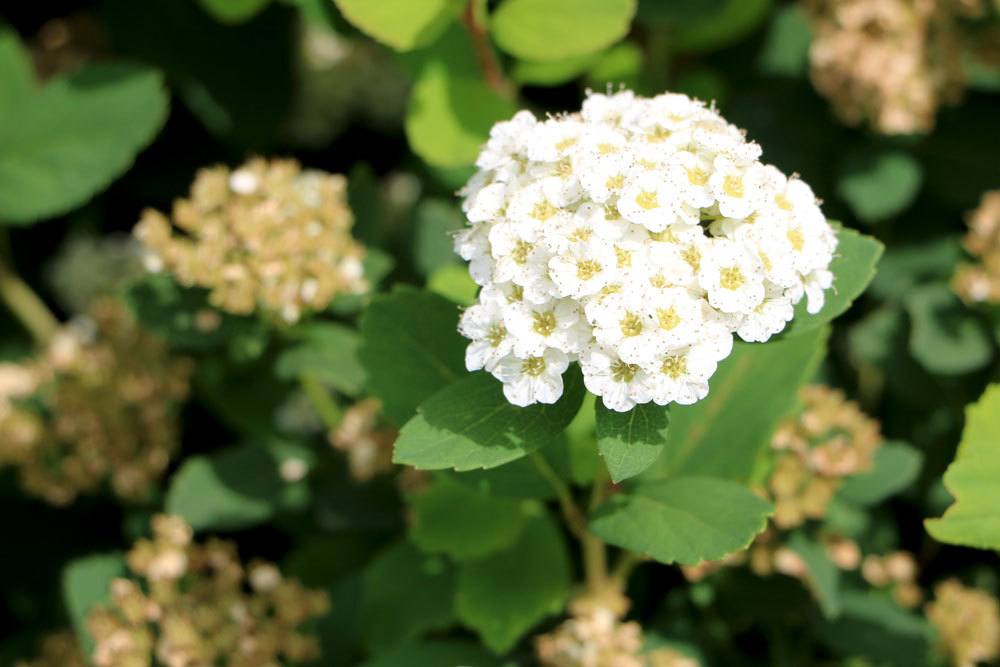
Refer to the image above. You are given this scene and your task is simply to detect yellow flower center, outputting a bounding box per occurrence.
[512,240,533,264]
[636,191,659,210]
[682,245,701,270]
[604,203,622,220]
[598,143,618,155]
[611,359,640,383]
[787,229,805,251]
[723,175,744,198]
[775,193,793,211]
[657,307,681,330]
[619,312,643,337]
[615,246,632,268]
[649,273,669,289]
[720,267,745,290]
[605,174,625,191]
[486,324,506,347]
[532,201,558,221]
[555,158,573,178]
[661,354,687,379]
[555,137,577,152]
[532,311,557,337]
[687,167,708,186]
[576,259,602,280]
[522,356,547,377]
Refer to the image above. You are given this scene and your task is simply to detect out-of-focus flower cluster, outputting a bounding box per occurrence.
[330,398,397,482]
[954,190,1000,303]
[284,19,408,147]
[535,593,700,667]
[768,385,882,529]
[861,551,923,608]
[16,631,87,667]
[28,13,107,80]
[926,579,1000,667]
[87,514,330,667]
[457,90,837,411]
[47,234,145,314]
[135,157,367,324]
[0,300,191,505]
[803,0,982,134]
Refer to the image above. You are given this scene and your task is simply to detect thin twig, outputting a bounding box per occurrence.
[0,232,60,344]
[299,374,343,432]
[461,1,515,99]
[530,452,587,539]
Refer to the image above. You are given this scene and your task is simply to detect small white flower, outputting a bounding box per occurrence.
[580,345,653,412]
[504,298,589,357]
[698,239,766,314]
[493,349,569,406]
[709,156,768,219]
[648,344,718,406]
[736,288,795,342]
[460,301,514,371]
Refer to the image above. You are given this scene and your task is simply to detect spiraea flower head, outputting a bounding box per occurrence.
[455,90,837,411]
[135,157,367,324]
[926,579,1000,667]
[0,299,191,506]
[954,190,1000,303]
[329,397,397,482]
[87,514,330,667]
[768,385,882,528]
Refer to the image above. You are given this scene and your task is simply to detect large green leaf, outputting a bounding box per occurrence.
[837,150,923,224]
[393,368,585,471]
[818,590,933,667]
[0,27,34,115]
[669,0,773,53]
[359,286,467,426]
[197,0,270,23]
[360,640,502,667]
[165,441,312,531]
[411,475,527,560]
[645,326,828,481]
[412,198,465,277]
[589,477,773,565]
[490,0,636,62]
[405,26,517,167]
[837,441,923,506]
[784,225,883,335]
[905,283,994,376]
[926,383,1000,549]
[275,322,366,397]
[456,513,571,653]
[63,553,126,657]
[595,401,670,483]
[362,541,457,653]
[334,0,464,51]
[0,63,167,225]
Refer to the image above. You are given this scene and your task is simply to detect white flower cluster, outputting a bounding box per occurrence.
[455,90,837,411]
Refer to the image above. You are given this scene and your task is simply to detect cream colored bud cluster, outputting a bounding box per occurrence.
[803,0,973,134]
[535,593,700,667]
[329,398,397,482]
[457,89,837,411]
[135,157,367,324]
[87,515,330,667]
[954,190,1000,303]
[768,385,883,528]
[0,299,191,506]
[861,551,923,608]
[16,631,87,667]
[926,579,1000,667]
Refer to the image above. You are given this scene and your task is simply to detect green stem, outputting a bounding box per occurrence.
[461,0,515,100]
[0,234,60,344]
[611,550,643,587]
[581,465,612,594]
[299,374,343,432]
[530,452,587,539]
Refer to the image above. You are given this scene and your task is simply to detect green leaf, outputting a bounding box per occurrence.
[165,441,311,531]
[787,531,841,618]
[512,53,599,86]
[926,383,1000,549]
[334,0,464,51]
[427,264,478,306]
[784,225,883,335]
[595,401,669,483]
[491,0,636,62]
[63,553,126,657]
[670,0,773,53]
[456,513,571,653]
[394,368,585,471]
[197,0,270,23]
[412,198,465,277]
[0,63,168,225]
[837,441,923,506]
[586,42,643,89]
[0,27,34,115]
[818,590,933,667]
[590,477,773,565]
[837,150,924,224]
[906,283,993,375]
[411,476,527,559]
[646,326,828,481]
[275,322,366,396]
[405,27,517,167]
[757,4,811,77]
[362,541,457,653]
[360,640,502,667]
[359,286,467,426]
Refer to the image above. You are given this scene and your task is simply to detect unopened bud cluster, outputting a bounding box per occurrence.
[87,515,330,667]
[861,551,923,608]
[768,385,882,528]
[803,0,973,134]
[456,90,836,411]
[535,594,700,667]
[135,157,367,324]
[0,300,191,505]
[926,579,1000,667]
[954,190,1000,303]
[329,398,397,482]
[16,631,87,667]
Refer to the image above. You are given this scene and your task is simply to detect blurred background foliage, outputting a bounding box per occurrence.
[1,0,999,665]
